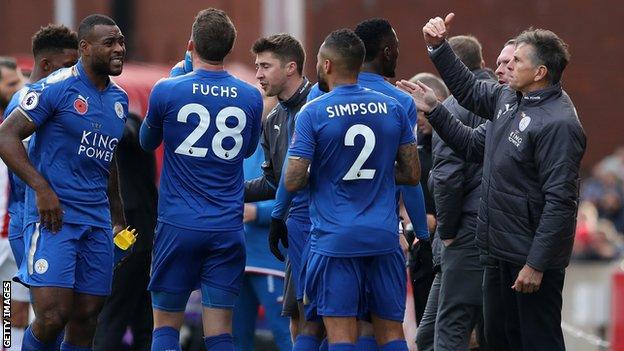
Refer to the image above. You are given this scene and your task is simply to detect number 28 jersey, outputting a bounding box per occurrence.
[289,84,415,257]
[144,70,263,231]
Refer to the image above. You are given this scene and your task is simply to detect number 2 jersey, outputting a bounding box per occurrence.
[289,84,415,257]
[16,62,128,228]
[144,69,263,231]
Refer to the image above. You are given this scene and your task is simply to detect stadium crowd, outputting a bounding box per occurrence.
[0,6,596,351]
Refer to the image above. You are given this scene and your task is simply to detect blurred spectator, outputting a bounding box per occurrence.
[573,201,622,260]
[597,146,624,182]
[0,57,24,117]
[581,150,624,234]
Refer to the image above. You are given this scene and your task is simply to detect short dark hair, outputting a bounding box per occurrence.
[0,57,17,80]
[32,24,78,58]
[448,35,483,71]
[515,28,570,84]
[192,8,236,62]
[78,14,117,41]
[252,33,305,75]
[354,18,394,62]
[323,28,365,74]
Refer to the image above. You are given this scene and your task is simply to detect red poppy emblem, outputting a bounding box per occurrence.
[74,98,88,115]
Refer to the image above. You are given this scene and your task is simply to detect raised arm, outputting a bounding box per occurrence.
[422,13,504,119]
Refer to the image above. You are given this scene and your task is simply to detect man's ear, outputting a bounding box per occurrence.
[285,61,297,76]
[40,58,51,73]
[79,40,89,57]
[383,46,391,60]
[534,65,548,82]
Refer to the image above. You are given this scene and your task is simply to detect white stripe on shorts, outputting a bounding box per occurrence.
[27,223,41,275]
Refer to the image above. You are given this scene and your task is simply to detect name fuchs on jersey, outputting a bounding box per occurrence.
[192,83,238,98]
[326,101,388,118]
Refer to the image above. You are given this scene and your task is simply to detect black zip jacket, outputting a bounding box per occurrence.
[244,79,312,201]
[427,41,586,270]
[432,69,491,241]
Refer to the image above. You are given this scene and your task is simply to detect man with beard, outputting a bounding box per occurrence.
[246,33,314,342]
[285,28,419,351]
[0,14,128,350]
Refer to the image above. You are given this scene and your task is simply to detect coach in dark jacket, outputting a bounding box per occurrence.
[244,79,312,202]
[431,35,491,351]
[399,15,586,351]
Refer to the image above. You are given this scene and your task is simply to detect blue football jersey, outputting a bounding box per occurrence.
[18,61,128,228]
[144,69,263,231]
[3,87,29,222]
[358,72,418,129]
[289,84,415,257]
[309,74,418,127]
[307,78,430,240]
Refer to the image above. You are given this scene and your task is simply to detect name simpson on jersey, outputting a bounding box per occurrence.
[326,102,388,118]
[192,83,238,98]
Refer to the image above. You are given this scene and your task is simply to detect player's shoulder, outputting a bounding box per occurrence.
[43,66,78,87]
[108,79,129,101]
[26,67,77,94]
[227,74,262,99]
[299,90,333,115]
[3,87,29,118]
[361,87,402,105]
[381,81,416,110]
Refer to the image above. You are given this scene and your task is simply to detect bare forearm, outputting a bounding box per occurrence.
[395,142,420,185]
[284,157,310,192]
[395,164,420,185]
[108,155,126,228]
[0,131,48,192]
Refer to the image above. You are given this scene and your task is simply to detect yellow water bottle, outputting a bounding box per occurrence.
[114,227,137,250]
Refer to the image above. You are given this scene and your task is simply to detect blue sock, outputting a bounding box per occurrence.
[319,338,329,351]
[356,336,378,350]
[151,327,180,351]
[60,342,91,351]
[328,343,356,351]
[55,330,65,350]
[379,340,408,351]
[22,325,55,351]
[204,333,234,351]
[293,335,321,351]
